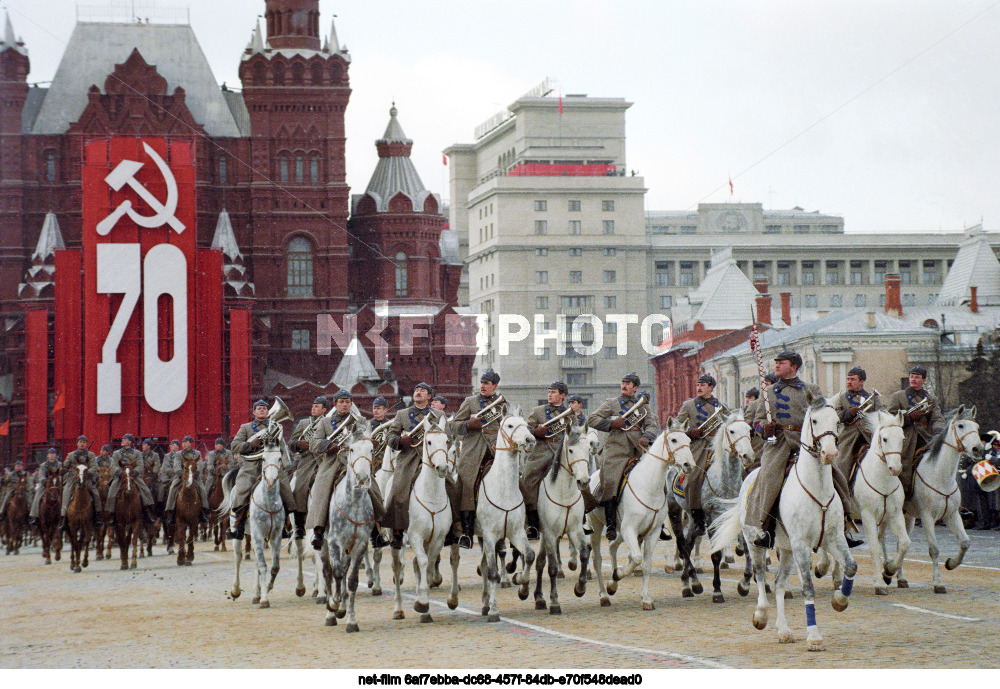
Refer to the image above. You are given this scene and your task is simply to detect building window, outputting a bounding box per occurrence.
[561,295,588,308]
[311,156,320,182]
[604,270,616,283]
[45,151,58,182]
[765,224,781,234]
[826,261,841,285]
[603,247,616,256]
[855,293,867,307]
[291,329,310,350]
[566,372,587,386]
[850,261,865,285]
[903,294,916,306]
[604,296,616,308]
[253,61,266,85]
[569,248,582,257]
[311,62,323,85]
[820,224,839,233]
[681,225,696,234]
[660,295,672,309]
[604,345,617,359]
[927,294,938,304]
[218,156,227,184]
[655,261,672,287]
[291,62,305,85]
[753,261,769,283]
[874,261,888,285]
[534,220,547,235]
[535,346,550,360]
[535,271,548,284]
[805,294,818,308]
[899,261,911,285]
[829,294,842,307]
[794,224,809,234]
[570,270,582,283]
[879,293,886,307]
[395,251,408,296]
[602,200,615,212]
[286,237,314,297]
[568,220,582,235]
[568,200,581,211]
[278,156,289,182]
[776,261,791,286]
[602,220,615,235]
[922,260,938,284]
[295,155,304,182]
[273,62,285,84]
[534,200,547,211]
[535,296,549,309]
[535,248,548,256]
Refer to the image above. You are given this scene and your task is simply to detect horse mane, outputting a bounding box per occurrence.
[548,438,564,482]
[709,412,741,457]
[925,425,948,461]
[809,397,829,411]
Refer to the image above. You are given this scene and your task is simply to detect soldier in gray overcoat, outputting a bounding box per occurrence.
[28,448,62,524]
[447,370,506,548]
[587,373,660,542]
[0,459,32,522]
[676,373,725,535]
[522,381,570,539]
[833,367,883,487]
[885,365,945,499]
[158,439,181,506]
[568,395,587,427]
[59,436,100,527]
[164,436,210,524]
[289,396,330,539]
[106,434,156,525]
[203,438,236,490]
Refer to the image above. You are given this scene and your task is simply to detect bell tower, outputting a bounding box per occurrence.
[264,0,321,50]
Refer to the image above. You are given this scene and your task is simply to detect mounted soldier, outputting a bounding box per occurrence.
[289,395,330,541]
[833,367,883,488]
[587,372,660,542]
[567,394,587,427]
[201,438,234,492]
[385,382,451,549]
[225,399,296,540]
[886,365,945,500]
[745,350,861,549]
[59,436,100,530]
[106,434,157,526]
[677,373,727,536]
[307,390,387,550]
[523,381,572,540]
[0,459,32,523]
[164,436,210,525]
[448,369,507,549]
[28,448,62,526]
[140,438,161,480]
[158,439,181,507]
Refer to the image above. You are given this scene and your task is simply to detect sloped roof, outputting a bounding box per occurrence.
[31,211,65,261]
[936,229,1000,306]
[210,209,242,260]
[686,247,761,329]
[21,87,46,133]
[361,105,440,213]
[331,338,381,389]
[31,22,242,137]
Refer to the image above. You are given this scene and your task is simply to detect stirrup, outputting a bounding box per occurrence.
[751,529,773,549]
[390,530,404,550]
[457,533,473,550]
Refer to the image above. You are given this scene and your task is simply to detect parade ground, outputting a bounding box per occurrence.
[1,525,997,669]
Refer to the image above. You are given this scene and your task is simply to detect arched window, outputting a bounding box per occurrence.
[273,62,285,85]
[278,156,289,182]
[287,237,314,297]
[218,156,227,184]
[291,62,305,85]
[310,155,320,182]
[45,151,57,182]
[252,61,266,85]
[395,252,408,297]
[310,62,323,85]
[295,154,304,182]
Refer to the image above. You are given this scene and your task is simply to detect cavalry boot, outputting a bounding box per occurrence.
[752,513,776,549]
[458,511,474,550]
[311,526,326,551]
[143,506,157,525]
[164,510,176,526]
[691,508,707,536]
[526,509,540,540]
[225,506,247,540]
[390,529,404,550]
[371,525,389,549]
[603,500,618,542]
[293,511,307,540]
[59,516,68,532]
[281,521,291,540]
[28,516,38,527]
[443,522,458,547]
[845,518,864,548]
[199,508,209,524]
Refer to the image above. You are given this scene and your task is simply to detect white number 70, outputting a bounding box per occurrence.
[96,243,188,414]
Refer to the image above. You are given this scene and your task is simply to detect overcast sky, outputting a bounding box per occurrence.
[7,0,1000,234]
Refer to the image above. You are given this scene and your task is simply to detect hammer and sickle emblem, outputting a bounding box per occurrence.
[96,142,186,236]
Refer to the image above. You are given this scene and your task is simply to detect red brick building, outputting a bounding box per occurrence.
[0,2,472,464]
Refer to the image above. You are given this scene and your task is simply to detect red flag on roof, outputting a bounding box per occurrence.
[0,420,8,436]
[729,177,734,195]
[559,96,563,115]
[442,154,447,166]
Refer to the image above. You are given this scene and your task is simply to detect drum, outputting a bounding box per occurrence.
[971,459,1000,492]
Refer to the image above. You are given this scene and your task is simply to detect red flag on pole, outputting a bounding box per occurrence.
[558,96,563,115]
[51,386,65,414]
[0,420,8,436]
[729,177,734,196]
[442,154,447,166]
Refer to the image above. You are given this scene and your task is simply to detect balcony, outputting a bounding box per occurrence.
[561,356,595,369]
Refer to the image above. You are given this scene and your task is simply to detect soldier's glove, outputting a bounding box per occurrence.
[325,442,340,456]
[637,436,651,448]
[687,427,703,440]
[466,418,484,431]
[532,426,548,439]
[846,407,859,420]
[763,421,777,438]
[250,438,263,450]
[400,434,413,448]
[909,409,927,422]
[609,417,627,431]
[295,440,310,451]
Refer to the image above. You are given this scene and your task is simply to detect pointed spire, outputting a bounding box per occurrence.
[31,212,65,262]
[380,102,411,145]
[249,18,265,54]
[329,17,341,53]
[1,12,25,55]
[210,208,242,260]
[322,35,329,53]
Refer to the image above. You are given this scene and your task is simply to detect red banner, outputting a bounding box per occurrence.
[24,310,49,445]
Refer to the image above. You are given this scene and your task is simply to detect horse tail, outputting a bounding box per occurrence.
[217,466,239,516]
[707,498,740,554]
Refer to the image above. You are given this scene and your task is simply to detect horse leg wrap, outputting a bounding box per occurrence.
[840,577,853,597]
[805,602,817,628]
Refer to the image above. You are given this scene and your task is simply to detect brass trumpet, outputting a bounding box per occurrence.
[248,397,293,445]
[696,404,730,436]
[539,407,574,439]
[326,413,357,444]
[622,393,649,431]
[856,389,880,415]
[372,419,393,457]
[909,395,933,416]
[471,394,508,426]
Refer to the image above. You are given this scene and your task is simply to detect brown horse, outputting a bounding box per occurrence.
[66,465,93,573]
[95,465,114,560]
[175,455,201,566]
[210,456,230,552]
[140,462,160,558]
[39,472,63,564]
[114,466,143,570]
[4,474,29,555]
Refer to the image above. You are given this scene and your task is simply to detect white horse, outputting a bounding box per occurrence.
[533,424,593,613]
[368,439,398,597]
[667,412,755,602]
[895,405,979,593]
[319,422,374,632]
[391,414,459,623]
[477,411,536,623]
[218,435,287,607]
[588,422,695,610]
[824,410,908,595]
[710,398,855,651]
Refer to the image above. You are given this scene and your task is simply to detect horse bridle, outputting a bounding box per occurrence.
[420,428,453,471]
[799,404,838,458]
[495,418,528,453]
[857,429,902,530]
[914,418,973,523]
[941,418,979,457]
[644,430,686,466]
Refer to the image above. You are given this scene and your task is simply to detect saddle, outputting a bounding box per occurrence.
[614,455,643,503]
[846,443,870,491]
[472,455,495,506]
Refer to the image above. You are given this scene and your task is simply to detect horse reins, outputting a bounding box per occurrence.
[415,429,452,537]
[914,419,970,523]
[857,435,902,530]
[793,405,840,551]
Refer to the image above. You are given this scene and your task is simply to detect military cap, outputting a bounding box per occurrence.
[182,435,195,443]
[372,397,388,408]
[432,395,448,405]
[847,366,867,380]
[122,433,136,442]
[622,372,641,386]
[313,395,332,410]
[47,447,59,456]
[567,394,584,404]
[909,365,928,378]
[142,438,154,447]
[253,399,269,409]
[215,437,226,446]
[332,390,352,401]
[745,387,760,400]
[774,350,803,368]
[77,435,88,443]
[549,381,568,395]
[169,439,181,448]
[480,369,500,384]
[14,459,23,467]
[697,373,717,387]
[414,382,435,395]
[101,444,112,453]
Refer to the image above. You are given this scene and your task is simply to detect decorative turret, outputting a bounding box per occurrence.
[18,212,65,299]
[211,209,254,298]
[264,0,321,50]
